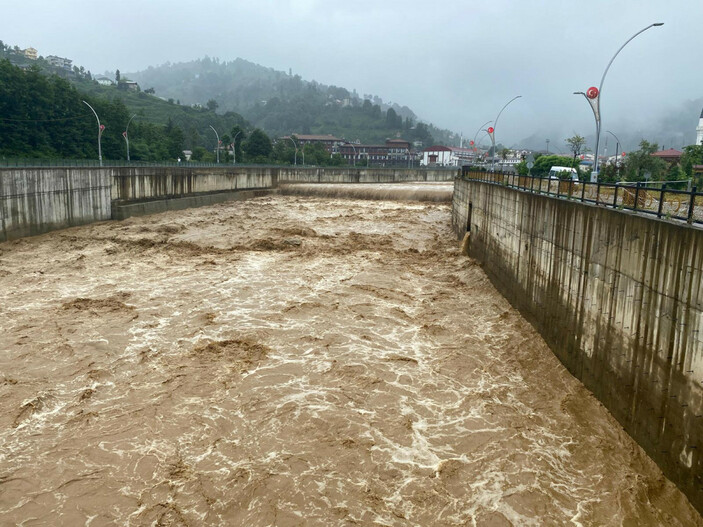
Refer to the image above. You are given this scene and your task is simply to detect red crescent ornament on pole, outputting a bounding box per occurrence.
[469,140,474,146]
[99,124,105,131]
[622,152,626,156]
[580,155,585,159]
[586,86,599,99]
[122,131,127,137]
[487,127,494,134]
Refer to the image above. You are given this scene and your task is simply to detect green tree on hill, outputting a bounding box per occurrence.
[243,128,272,162]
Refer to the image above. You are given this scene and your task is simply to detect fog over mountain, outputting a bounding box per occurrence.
[4,0,703,151]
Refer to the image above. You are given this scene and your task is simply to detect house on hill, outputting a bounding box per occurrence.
[22,47,37,60]
[46,55,72,70]
[118,80,139,92]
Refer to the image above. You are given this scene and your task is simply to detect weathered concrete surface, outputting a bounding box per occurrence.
[276,166,457,183]
[452,179,703,512]
[279,182,453,202]
[111,167,276,203]
[0,168,111,242]
[112,189,276,220]
[2,166,455,242]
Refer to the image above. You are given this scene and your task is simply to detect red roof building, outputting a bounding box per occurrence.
[651,148,682,164]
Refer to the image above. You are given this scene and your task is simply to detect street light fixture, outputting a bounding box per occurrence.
[123,114,137,162]
[232,130,241,165]
[286,136,298,165]
[606,130,624,179]
[574,22,663,181]
[490,95,522,172]
[209,125,220,163]
[82,100,104,167]
[347,142,357,166]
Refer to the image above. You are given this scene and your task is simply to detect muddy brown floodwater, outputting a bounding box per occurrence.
[0,194,701,526]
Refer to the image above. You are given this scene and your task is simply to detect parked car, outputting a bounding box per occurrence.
[548,166,578,181]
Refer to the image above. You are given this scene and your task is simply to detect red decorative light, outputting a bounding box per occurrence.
[487,127,494,134]
[586,86,599,99]
[621,152,626,156]
[99,124,105,131]
[122,131,127,137]
[469,140,474,146]
[580,155,585,159]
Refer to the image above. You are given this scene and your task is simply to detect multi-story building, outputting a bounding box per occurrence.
[421,145,479,167]
[22,47,37,60]
[334,139,415,166]
[46,55,72,70]
[283,134,342,153]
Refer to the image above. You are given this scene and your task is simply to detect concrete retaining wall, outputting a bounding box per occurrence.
[111,166,275,203]
[277,166,457,183]
[1,168,111,242]
[453,178,703,512]
[2,166,453,242]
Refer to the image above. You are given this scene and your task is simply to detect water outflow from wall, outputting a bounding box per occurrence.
[280,182,454,202]
[0,195,700,525]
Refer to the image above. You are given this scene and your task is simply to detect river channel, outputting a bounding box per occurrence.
[0,193,700,525]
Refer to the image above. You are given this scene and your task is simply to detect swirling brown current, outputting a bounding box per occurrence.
[0,193,701,526]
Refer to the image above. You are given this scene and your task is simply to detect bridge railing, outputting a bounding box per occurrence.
[462,168,703,225]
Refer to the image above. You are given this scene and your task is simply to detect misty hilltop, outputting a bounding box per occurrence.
[127,57,458,145]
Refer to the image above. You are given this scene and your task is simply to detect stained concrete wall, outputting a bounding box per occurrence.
[111,166,275,203]
[277,166,457,183]
[453,179,703,512]
[2,166,452,242]
[1,168,111,242]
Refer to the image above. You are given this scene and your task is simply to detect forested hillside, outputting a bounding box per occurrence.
[129,57,456,145]
[0,59,246,161]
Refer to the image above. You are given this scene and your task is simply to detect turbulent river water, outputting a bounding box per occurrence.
[0,192,701,526]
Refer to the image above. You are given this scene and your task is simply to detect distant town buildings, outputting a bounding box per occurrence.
[421,145,478,167]
[283,134,341,153]
[334,139,415,166]
[697,107,703,145]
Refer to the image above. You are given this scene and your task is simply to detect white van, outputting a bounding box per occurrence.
[548,166,578,181]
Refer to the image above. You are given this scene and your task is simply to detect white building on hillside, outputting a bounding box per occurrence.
[697,107,703,145]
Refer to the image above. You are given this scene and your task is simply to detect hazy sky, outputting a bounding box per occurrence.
[4,0,702,150]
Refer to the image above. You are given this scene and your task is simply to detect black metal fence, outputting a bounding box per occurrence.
[0,158,244,168]
[462,168,703,225]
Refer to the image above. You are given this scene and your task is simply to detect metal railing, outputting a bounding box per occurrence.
[0,158,461,171]
[462,168,703,225]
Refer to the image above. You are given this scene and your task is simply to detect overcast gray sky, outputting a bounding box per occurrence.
[3,0,702,150]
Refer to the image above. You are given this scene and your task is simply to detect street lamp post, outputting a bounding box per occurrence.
[209,125,220,163]
[232,131,241,165]
[606,130,623,180]
[286,137,298,165]
[490,96,522,172]
[82,100,104,167]
[472,121,492,152]
[123,114,137,162]
[347,143,357,166]
[574,22,663,181]
[471,120,492,164]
